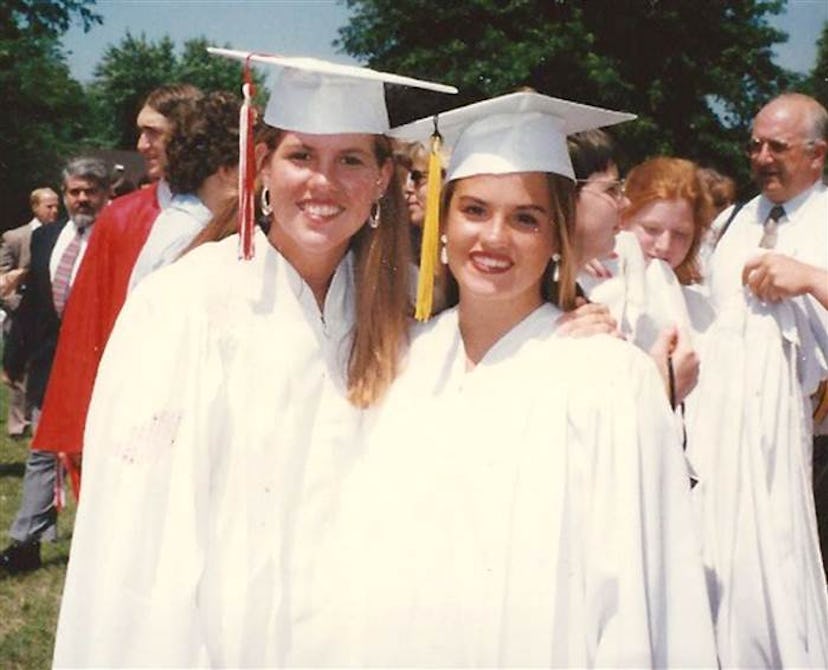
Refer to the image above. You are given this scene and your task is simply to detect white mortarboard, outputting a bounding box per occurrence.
[207,47,458,134]
[394,92,635,322]
[390,91,635,181]
[207,46,457,260]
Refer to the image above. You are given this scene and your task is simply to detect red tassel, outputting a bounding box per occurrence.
[58,452,82,503]
[53,455,65,512]
[238,56,258,260]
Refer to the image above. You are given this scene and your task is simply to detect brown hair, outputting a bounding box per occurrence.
[165,91,241,195]
[623,157,714,285]
[185,126,411,409]
[347,137,411,407]
[143,83,203,117]
[567,129,618,185]
[440,172,578,311]
[697,167,736,217]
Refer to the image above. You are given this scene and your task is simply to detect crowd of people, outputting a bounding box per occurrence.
[0,46,826,668]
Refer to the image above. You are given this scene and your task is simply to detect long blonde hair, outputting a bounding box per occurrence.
[347,135,411,408]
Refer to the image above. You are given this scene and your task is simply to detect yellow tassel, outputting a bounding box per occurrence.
[414,131,443,321]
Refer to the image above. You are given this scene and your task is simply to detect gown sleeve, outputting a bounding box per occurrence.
[52,263,222,668]
[573,341,716,667]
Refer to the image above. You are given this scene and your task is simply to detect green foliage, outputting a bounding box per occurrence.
[86,33,178,147]
[0,0,100,227]
[88,33,268,150]
[177,37,257,94]
[805,21,828,108]
[338,0,798,193]
[0,0,100,38]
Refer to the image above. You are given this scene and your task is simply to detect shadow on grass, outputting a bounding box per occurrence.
[0,461,24,478]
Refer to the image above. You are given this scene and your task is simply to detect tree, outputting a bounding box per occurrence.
[87,33,268,150]
[177,37,258,95]
[0,0,101,228]
[337,0,798,193]
[0,0,99,36]
[86,33,178,147]
[805,21,827,109]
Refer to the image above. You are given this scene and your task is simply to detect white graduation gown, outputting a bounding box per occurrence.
[579,231,713,351]
[296,305,717,668]
[687,294,828,668]
[52,229,359,668]
[687,184,828,667]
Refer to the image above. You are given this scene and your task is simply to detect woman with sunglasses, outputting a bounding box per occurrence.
[401,141,430,238]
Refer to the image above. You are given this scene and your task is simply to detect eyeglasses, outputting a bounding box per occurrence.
[576,178,626,203]
[745,137,814,157]
[407,168,445,187]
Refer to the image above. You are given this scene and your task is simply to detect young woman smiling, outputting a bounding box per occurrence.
[52,52,455,668]
[300,92,717,668]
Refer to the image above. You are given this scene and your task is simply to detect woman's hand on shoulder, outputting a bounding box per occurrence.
[556,298,621,339]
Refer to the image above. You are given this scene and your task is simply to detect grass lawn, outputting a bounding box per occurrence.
[0,384,76,669]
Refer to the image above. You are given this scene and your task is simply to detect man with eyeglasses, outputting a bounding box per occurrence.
[690,93,828,667]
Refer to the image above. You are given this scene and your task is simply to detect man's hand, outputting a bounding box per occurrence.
[0,268,26,299]
[742,252,828,307]
[556,297,621,338]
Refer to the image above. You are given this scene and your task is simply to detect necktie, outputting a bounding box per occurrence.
[759,205,784,249]
[52,228,84,316]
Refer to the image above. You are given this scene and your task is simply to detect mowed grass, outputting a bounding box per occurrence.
[0,384,76,669]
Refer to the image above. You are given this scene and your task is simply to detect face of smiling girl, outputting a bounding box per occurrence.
[446,172,556,316]
[262,131,391,271]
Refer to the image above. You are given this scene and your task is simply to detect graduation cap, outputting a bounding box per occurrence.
[207,46,458,258]
[389,91,636,319]
[391,91,635,182]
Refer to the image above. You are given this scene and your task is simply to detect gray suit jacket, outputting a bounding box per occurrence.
[0,221,36,312]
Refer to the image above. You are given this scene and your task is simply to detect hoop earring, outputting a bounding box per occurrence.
[551,252,561,282]
[368,200,381,229]
[260,186,273,216]
[440,234,448,265]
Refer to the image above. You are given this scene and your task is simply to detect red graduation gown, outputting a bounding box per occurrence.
[32,183,161,495]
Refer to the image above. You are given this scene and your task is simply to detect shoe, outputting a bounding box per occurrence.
[0,541,41,574]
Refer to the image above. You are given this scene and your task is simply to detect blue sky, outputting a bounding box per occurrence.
[62,0,827,84]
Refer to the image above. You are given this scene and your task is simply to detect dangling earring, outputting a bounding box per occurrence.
[440,234,448,265]
[368,200,381,229]
[551,253,561,281]
[260,186,273,216]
